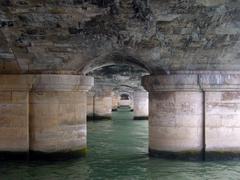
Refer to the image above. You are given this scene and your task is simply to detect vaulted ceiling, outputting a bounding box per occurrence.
[0,0,240,74]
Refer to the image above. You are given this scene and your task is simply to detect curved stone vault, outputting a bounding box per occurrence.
[0,0,240,74]
[0,0,240,160]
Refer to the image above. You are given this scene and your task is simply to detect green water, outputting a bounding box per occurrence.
[1,108,240,180]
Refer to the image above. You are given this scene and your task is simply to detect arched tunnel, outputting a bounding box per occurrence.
[1,0,240,178]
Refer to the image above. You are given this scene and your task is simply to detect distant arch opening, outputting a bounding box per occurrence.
[79,52,151,75]
[120,94,130,100]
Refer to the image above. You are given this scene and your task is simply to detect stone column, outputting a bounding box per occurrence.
[201,73,240,159]
[93,85,113,120]
[29,75,93,158]
[133,91,149,120]
[143,74,203,160]
[87,91,95,120]
[112,91,119,111]
[0,75,32,158]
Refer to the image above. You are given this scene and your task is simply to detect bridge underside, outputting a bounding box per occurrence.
[0,0,240,160]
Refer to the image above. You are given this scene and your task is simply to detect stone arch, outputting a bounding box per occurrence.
[79,51,151,75]
[120,92,131,100]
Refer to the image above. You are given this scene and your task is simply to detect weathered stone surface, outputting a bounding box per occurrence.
[133,91,148,119]
[205,91,240,152]
[0,75,31,152]
[144,72,240,159]
[0,74,93,155]
[148,91,203,153]
[29,74,93,153]
[30,91,87,152]
[0,1,239,73]
[90,85,113,119]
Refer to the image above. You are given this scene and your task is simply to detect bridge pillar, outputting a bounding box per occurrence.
[201,73,240,159]
[92,85,113,120]
[143,74,204,160]
[112,92,120,111]
[133,91,149,120]
[143,72,240,160]
[0,75,32,158]
[29,75,93,158]
[87,91,95,120]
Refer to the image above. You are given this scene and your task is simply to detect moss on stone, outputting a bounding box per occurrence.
[87,114,112,121]
[205,151,240,161]
[149,149,203,161]
[0,151,29,161]
[29,148,87,160]
[134,116,148,120]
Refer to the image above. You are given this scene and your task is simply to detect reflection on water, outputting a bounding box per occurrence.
[0,107,240,179]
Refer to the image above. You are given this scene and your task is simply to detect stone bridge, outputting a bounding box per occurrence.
[0,0,240,160]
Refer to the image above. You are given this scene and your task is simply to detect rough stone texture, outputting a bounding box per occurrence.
[133,91,148,119]
[143,72,240,159]
[148,91,203,153]
[92,84,113,119]
[29,75,93,153]
[205,91,240,152]
[202,73,240,154]
[87,90,95,119]
[87,65,148,92]
[1,0,239,73]
[0,74,93,154]
[30,91,87,152]
[143,74,202,156]
[0,75,32,152]
[112,91,120,110]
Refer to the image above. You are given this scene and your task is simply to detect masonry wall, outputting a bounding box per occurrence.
[205,91,240,153]
[30,91,87,152]
[149,91,203,153]
[134,91,149,119]
[0,91,29,152]
[0,75,93,157]
[87,92,94,118]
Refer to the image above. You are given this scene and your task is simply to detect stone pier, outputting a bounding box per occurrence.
[112,92,120,111]
[0,74,93,159]
[30,75,93,157]
[143,72,240,160]
[87,91,95,120]
[91,85,113,120]
[201,73,240,159]
[0,75,32,158]
[133,91,149,120]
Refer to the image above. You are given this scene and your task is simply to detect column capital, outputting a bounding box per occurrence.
[143,72,240,92]
[142,74,200,92]
[32,75,94,92]
[0,75,33,91]
[199,73,240,91]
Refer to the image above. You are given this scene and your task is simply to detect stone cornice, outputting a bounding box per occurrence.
[0,74,94,92]
[143,73,240,92]
[0,75,33,91]
[32,75,94,92]
[142,74,200,92]
[200,74,240,91]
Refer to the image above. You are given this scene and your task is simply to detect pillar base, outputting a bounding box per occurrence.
[29,148,87,160]
[133,116,148,120]
[88,114,112,121]
[149,149,203,161]
[0,151,29,160]
[205,151,240,161]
